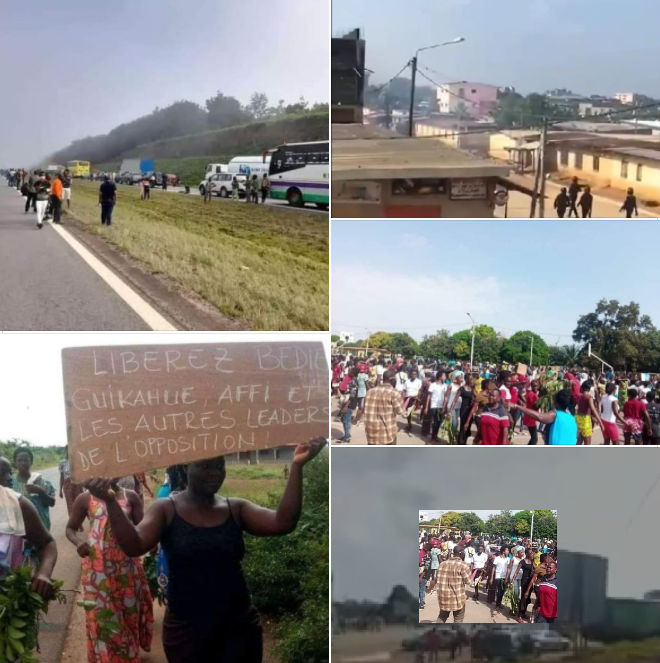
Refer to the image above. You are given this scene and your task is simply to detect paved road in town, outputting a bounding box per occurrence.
[0,183,150,330]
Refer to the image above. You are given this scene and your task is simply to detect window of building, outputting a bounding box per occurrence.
[471,89,477,94]
[574,152,583,169]
[637,163,643,181]
[593,155,600,172]
[621,160,629,178]
[560,151,568,166]
[458,88,465,98]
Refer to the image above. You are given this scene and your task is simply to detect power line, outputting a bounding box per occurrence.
[417,67,480,107]
[373,61,411,94]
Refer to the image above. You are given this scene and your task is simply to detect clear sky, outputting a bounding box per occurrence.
[331,220,660,344]
[0,331,329,448]
[332,0,660,97]
[0,0,329,166]
[332,447,660,602]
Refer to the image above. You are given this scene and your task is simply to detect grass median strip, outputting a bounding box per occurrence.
[65,182,328,330]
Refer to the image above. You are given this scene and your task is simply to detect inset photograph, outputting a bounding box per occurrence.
[332,0,660,218]
[332,220,660,445]
[418,509,557,625]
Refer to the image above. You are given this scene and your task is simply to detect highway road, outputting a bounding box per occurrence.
[0,183,165,330]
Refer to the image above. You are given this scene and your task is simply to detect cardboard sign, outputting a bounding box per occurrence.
[62,342,329,481]
[516,362,528,376]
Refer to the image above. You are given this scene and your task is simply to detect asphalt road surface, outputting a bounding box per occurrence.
[35,466,81,663]
[0,183,150,330]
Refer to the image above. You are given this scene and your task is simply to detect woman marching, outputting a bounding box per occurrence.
[66,478,154,663]
[84,437,326,662]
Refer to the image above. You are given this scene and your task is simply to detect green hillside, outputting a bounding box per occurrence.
[94,111,328,186]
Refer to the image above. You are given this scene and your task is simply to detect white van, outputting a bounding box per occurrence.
[227,156,271,179]
[204,163,229,179]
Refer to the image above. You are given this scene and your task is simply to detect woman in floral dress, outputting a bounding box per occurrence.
[66,481,153,663]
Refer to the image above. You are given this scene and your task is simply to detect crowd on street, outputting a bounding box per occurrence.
[332,354,660,445]
[419,529,558,624]
[0,439,324,662]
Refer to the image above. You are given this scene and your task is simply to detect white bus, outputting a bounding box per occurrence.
[267,141,329,209]
[228,156,270,178]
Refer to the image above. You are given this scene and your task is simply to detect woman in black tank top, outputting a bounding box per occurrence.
[85,437,326,663]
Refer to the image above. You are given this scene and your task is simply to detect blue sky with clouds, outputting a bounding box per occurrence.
[332,0,660,96]
[331,220,660,343]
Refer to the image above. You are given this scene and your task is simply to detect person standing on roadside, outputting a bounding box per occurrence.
[62,168,72,209]
[578,185,593,218]
[99,174,117,226]
[251,174,259,203]
[567,176,581,218]
[620,187,638,218]
[34,171,50,229]
[161,172,168,191]
[50,173,64,224]
[24,170,37,214]
[244,176,252,203]
[260,174,270,204]
[231,176,239,200]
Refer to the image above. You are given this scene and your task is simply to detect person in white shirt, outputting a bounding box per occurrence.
[395,369,408,394]
[600,382,626,445]
[471,545,488,600]
[426,373,447,442]
[375,362,385,385]
[491,546,510,608]
[404,370,422,433]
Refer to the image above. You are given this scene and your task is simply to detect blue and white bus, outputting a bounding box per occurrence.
[267,141,329,209]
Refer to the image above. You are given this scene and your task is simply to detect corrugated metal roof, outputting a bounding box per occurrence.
[609,147,660,161]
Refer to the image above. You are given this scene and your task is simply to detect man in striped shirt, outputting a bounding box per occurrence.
[435,546,471,622]
[480,389,510,445]
[535,561,557,623]
[363,370,403,445]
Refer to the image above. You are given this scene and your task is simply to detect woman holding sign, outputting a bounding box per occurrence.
[84,436,326,663]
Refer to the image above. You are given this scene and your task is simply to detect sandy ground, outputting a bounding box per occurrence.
[331,397,612,446]
[419,585,518,624]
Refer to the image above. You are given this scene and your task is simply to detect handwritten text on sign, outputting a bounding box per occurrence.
[62,343,329,481]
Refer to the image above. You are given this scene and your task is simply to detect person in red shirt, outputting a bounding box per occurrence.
[479,389,510,445]
[623,388,652,445]
[534,561,557,623]
[522,380,540,445]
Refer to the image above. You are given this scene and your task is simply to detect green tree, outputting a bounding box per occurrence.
[367,331,393,350]
[247,92,269,119]
[531,510,557,540]
[453,340,470,359]
[440,511,462,528]
[389,332,420,358]
[450,325,500,363]
[459,512,486,535]
[515,519,530,536]
[419,330,453,360]
[500,331,549,367]
[205,91,252,128]
[331,335,340,343]
[485,510,516,538]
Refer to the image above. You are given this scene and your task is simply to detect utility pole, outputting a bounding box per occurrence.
[529,334,534,367]
[530,510,535,541]
[467,312,476,371]
[538,117,548,217]
[408,56,417,137]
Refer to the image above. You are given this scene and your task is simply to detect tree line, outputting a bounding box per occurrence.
[48,92,328,166]
[333,300,660,372]
[420,509,557,540]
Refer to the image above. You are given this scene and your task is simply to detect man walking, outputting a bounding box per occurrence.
[490,546,510,608]
[436,547,471,623]
[50,173,63,224]
[578,185,593,218]
[34,171,50,229]
[61,168,72,209]
[99,175,117,226]
[24,171,37,214]
[260,173,270,204]
[567,176,581,217]
[471,544,488,601]
[533,561,557,623]
[363,369,404,445]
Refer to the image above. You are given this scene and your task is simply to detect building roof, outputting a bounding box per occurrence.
[553,121,650,133]
[609,146,660,162]
[332,123,509,180]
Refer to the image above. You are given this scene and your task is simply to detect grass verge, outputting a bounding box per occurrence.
[65,182,328,330]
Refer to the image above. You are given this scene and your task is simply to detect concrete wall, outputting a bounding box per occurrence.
[555,147,660,201]
[331,177,499,218]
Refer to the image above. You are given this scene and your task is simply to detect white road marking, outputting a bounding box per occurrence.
[50,222,177,330]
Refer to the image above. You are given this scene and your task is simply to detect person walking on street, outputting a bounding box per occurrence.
[621,187,638,218]
[62,168,72,209]
[436,546,471,623]
[161,172,167,191]
[260,174,270,204]
[251,174,259,203]
[363,369,404,445]
[567,177,581,217]
[51,173,64,224]
[34,171,50,229]
[24,170,37,213]
[231,176,239,200]
[510,388,577,445]
[99,175,117,226]
[578,185,593,218]
[553,187,569,218]
[491,546,510,608]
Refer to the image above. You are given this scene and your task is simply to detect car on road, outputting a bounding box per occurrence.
[527,630,571,652]
[199,173,246,198]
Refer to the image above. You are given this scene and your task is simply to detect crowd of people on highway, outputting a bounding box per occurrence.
[332,354,660,445]
[0,438,324,662]
[419,529,558,624]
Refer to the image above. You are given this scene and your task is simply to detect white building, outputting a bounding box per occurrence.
[437,82,498,119]
[615,92,638,105]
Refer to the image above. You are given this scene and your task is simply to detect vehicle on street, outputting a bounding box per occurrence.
[527,630,571,652]
[66,160,91,178]
[199,173,246,197]
[227,155,271,179]
[267,140,329,209]
[204,162,229,179]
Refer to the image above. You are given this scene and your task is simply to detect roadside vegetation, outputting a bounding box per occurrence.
[0,439,64,470]
[66,182,328,330]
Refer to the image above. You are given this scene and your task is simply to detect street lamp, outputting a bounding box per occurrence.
[408,37,466,137]
[467,312,475,371]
